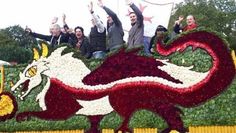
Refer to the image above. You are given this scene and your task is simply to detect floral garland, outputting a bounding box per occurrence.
[0,92,18,121]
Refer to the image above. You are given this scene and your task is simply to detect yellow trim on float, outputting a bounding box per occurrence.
[10,126,236,133]
[0,66,4,93]
[231,50,236,69]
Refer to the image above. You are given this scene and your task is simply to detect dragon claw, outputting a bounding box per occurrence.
[115,127,133,133]
[16,113,31,122]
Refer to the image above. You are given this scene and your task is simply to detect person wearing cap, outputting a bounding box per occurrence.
[88,1,107,59]
[149,25,169,53]
[98,0,124,52]
[126,0,144,49]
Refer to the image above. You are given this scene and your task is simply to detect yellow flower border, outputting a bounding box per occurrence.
[12,126,236,133]
[0,66,4,93]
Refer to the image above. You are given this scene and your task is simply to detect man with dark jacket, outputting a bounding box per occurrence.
[25,24,69,48]
[149,25,169,53]
[126,0,144,49]
[88,1,107,59]
[98,0,124,51]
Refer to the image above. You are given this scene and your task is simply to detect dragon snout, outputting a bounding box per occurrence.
[11,80,30,99]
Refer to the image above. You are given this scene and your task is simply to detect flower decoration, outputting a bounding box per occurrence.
[11,31,235,133]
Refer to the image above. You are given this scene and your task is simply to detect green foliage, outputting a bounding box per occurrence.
[129,110,167,129]
[0,25,35,63]
[0,25,37,48]
[182,80,236,126]
[0,32,14,45]
[153,50,210,72]
[0,45,32,64]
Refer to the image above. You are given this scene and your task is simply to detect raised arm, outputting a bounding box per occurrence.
[127,0,143,26]
[62,14,70,32]
[25,27,52,41]
[173,15,184,34]
[51,17,58,25]
[98,0,121,26]
[30,32,52,41]
[88,1,105,33]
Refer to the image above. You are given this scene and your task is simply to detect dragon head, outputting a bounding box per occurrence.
[11,44,50,100]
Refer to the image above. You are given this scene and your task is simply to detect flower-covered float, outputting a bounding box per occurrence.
[10,31,235,133]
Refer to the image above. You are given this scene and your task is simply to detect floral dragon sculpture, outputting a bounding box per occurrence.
[11,31,235,133]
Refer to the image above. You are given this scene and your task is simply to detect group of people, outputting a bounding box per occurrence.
[25,0,198,59]
[149,14,197,54]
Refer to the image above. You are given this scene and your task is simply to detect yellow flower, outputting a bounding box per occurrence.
[0,94,14,116]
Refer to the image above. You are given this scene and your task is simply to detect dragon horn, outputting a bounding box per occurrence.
[33,48,40,61]
[41,43,49,58]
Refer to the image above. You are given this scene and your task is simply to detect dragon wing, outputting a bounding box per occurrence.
[82,48,182,85]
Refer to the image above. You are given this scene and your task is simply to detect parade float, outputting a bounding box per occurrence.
[0,30,236,133]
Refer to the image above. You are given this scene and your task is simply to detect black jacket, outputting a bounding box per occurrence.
[30,32,69,47]
[89,26,106,52]
[69,34,92,59]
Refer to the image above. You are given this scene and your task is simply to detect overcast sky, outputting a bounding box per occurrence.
[0,0,183,37]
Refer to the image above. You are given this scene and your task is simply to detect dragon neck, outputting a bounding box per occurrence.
[44,55,91,87]
[156,31,235,107]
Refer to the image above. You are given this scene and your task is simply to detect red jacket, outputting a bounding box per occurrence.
[183,23,198,31]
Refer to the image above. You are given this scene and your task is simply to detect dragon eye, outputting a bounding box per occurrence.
[26,66,37,78]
